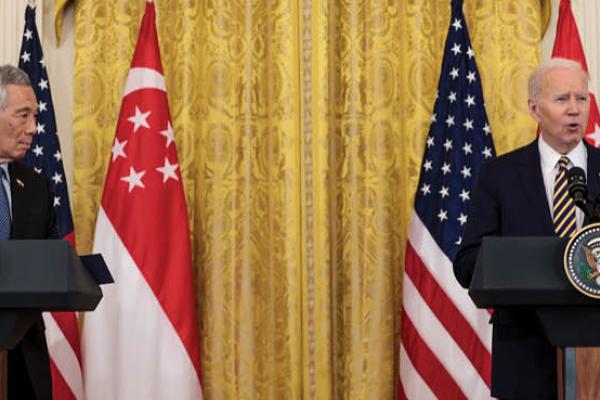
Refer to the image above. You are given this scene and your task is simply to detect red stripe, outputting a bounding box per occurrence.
[397,376,408,400]
[63,231,76,248]
[405,242,491,386]
[401,310,466,399]
[49,357,76,400]
[49,311,82,363]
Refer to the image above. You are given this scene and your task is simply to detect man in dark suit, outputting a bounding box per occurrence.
[454,57,600,399]
[0,65,57,399]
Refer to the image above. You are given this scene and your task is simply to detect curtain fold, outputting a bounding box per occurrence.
[71,0,549,398]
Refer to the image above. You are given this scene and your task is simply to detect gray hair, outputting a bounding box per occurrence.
[0,65,32,111]
[528,58,588,101]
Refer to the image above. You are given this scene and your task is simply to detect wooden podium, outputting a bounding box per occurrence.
[0,240,109,399]
[470,236,600,400]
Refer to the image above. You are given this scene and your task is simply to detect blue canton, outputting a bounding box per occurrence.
[18,4,75,239]
[414,0,496,260]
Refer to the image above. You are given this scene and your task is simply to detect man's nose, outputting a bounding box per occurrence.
[566,97,581,115]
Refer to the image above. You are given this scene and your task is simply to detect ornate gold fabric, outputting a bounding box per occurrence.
[70,0,548,398]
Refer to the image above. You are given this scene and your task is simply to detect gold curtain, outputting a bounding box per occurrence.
[70,0,548,398]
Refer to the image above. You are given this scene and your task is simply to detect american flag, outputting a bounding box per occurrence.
[18,3,83,399]
[398,0,495,398]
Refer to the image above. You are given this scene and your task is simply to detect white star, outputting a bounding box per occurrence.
[427,136,435,147]
[34,167,42,174]
[455,236,462,246]
[156,158,180,183]
[39,58,45,68]
[160,122,175,147]
[53,196,61,207]
[421,184,431,195]
[431,113,437,123]
[111,138,128,162]
[38,79,48,90]
[462,142,472,155]
[458,213,468,225]
[483,123,492,135]
[466,71,477,83]
[38,101,47,113]
[451,43,462,56]
[423,160,433,171]
[466,46,474,59]
[53,150,62,162]
[461,166,472,178]
[448,91,457,103]
[439,186,450,198]
[441,162,451,175]
[463,118,474,131]
[446,115,455,127]
[120,167,146,192]
[482,146,493,159]
[24,29,33,41]
[459,189,470,202]
[449,67,459,80]
[32,144,43,156]
[438,209,448,222]
[452,18,463,31]
[51,172,63,185]
[20,51,31,63]
[464,94,476,107]
[443,138,453,151]
[127,106,151,133]
[36,123,45,134]
[586,124,600,147]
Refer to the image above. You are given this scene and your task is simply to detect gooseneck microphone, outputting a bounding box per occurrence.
[566,166,595,223]
[566,166,588,207]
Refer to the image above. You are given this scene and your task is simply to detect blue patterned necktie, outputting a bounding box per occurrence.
[0,169,11,240]
[553,156,577,238]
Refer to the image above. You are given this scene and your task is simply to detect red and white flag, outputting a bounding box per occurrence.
[81,2,202,398]
[18,3,83,399]
[551,0,600,147]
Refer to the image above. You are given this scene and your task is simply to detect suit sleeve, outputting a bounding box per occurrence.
[453,161,502,288]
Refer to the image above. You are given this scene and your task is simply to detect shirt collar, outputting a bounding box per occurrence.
[538,135,587,171]
[0,163,9,181]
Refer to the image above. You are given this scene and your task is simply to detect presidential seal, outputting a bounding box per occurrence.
[564,222,600,299]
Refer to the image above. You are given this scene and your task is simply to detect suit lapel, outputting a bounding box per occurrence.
[517,140,555,234]
[9,163,27,239]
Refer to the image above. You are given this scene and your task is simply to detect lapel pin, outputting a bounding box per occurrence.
[16,179,24,188]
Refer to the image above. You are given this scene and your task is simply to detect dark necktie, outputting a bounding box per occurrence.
[553,156,577,238]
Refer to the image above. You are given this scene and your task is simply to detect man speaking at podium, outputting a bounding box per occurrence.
[454,58,600,399]
[0,65,57,399]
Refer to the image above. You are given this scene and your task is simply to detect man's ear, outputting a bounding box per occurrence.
[528,99,541,123]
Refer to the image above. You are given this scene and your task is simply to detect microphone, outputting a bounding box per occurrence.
[566,166,588,208]
[566,166,597,224]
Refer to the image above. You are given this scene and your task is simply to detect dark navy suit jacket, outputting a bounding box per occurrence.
[454,139,600,399]
[7,161,57,400]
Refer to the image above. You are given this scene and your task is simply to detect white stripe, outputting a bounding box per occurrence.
[399,344,436,400]
[123,67,166,96]
[82,208,202,400]
[43,313,83,399]
[408,213,492,352]
[403,274,492,399]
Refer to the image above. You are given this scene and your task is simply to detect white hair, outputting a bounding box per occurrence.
[528,58,588,101]
[0,65,32,111]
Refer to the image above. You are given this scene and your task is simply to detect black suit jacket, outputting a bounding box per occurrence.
[454,139,600,399]
[7,161,58,400]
